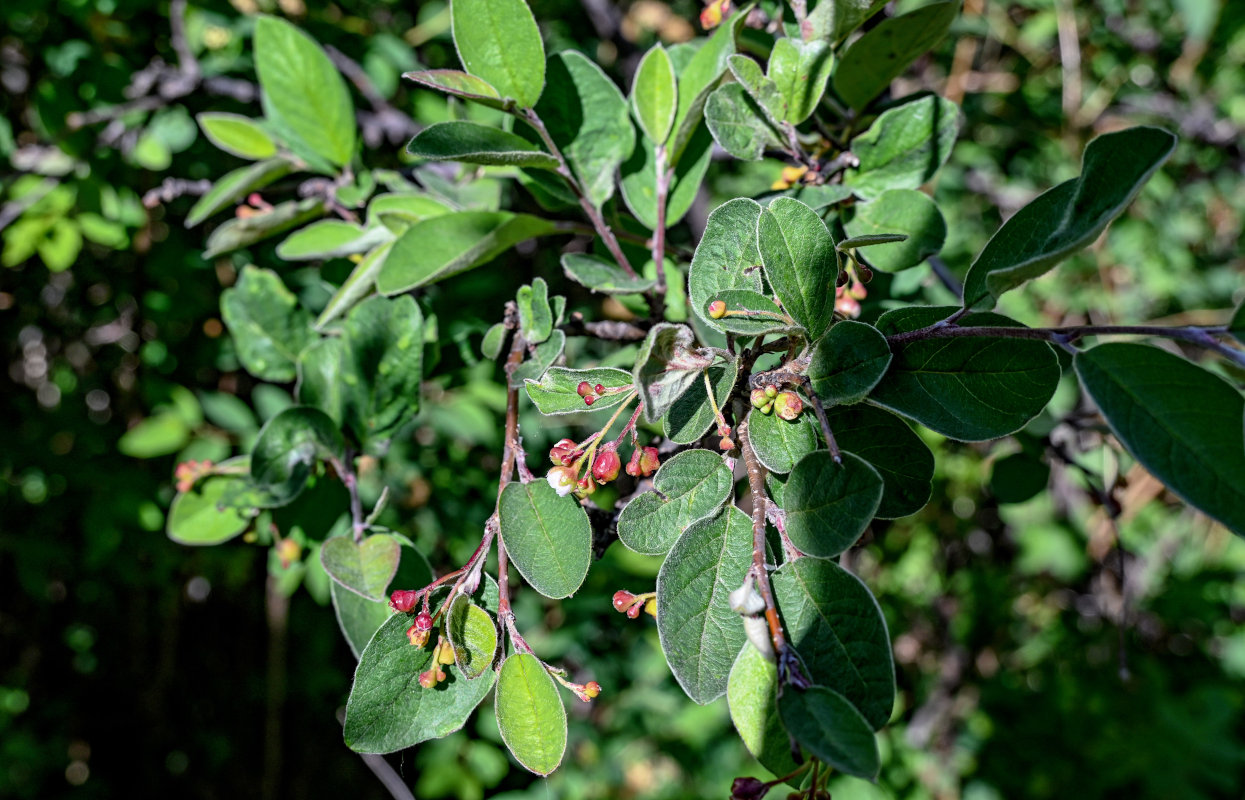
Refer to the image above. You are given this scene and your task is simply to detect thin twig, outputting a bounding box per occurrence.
[357,754,416,800]
[737,416,791,667]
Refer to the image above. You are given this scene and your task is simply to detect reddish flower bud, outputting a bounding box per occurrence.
[549,438,578,465]
[730,776,770,800]
[626,602,643,619]
[577,381,593,397]
[574,474,596,497]
[389,589,419,613]
[764,384,778,399]
[547,465,577,497]
[418,669,437,689]
[750,388,769,409]
[613,590,636,613]
[638,446,660,477]
[625,448,643,477]
[707,299,727,319]
[594,384,605,395]
[584,395,595,406]
[413,611,433,632]
[719,436,735,451]
[592,447,622,483]
[583,681,601,698]
[407,621,430,648]
[773,392,804,421]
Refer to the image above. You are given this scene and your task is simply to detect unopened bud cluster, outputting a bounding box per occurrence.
[418,636,457,688]
[612,589,657,619]
[174,459,215,493]
[575,380,627,407]
[750,385,803,420]
[548,439,651,500]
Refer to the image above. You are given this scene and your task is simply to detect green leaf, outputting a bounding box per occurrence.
[451,0,545,108]
[728,55,786,126]
[447,594,498,679]
[831,1,959,110]
[403,69,507,110]
[407,121,559,168]
[166,476,251,545]
[343,582,498,753]
[773,183,855,210]
[670,10,745,163]
[844,189,946,271]
[530,50,634,208]
[757,197,838,340]
[203,197,326,258]
[656,505,753,704]
[845,94,960,201]
[617,449,734,556]
[783,451,882,558]
[872,306,1062,441]
[185,157,295,228]
[706,290,794,336]
[276,220,391,261]
[990,452,1050,504]
[772,557,894,729]
[509,331,565,388]
[561,253,656,295]
[836,233,908,249]
[516,277,553,345]
[633,323,714,422]
[807,0,888,44]
[619,121,713,230]
[663,359,740,445]
[689,198,764,330]
[339,295,423,449]
[768,37,833,124]
[196,112,278,160]
[254,16,356,167]
[824,405,933,519]
[376,211,557,294]
[499,480,591,599]
[705,82,783,161]
[331,545,434,659]
[250,406,345,507]
[321,534,401,601]
[1074,343,1245,537]
[496,653,567,776]
[220,265,314,382]
[632,44,677,144]
[962,126,1177,311]
[296,337,345,424]
[778,686,880,779]
[315,242,393,329]
[808,320,892,405]
[481,323,507,360]
[748,407,818,475]
[118,412,190,458]
[366,193,454,234]
[524,366,634,415]
[727,643,800,779]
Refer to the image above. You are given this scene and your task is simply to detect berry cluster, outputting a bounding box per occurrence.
[575,380,627,407]
[750,385,804,420]
[547,437,659,499]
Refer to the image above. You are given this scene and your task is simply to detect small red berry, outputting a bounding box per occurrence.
[719,437,735,451]
[549,438,578,465]
[389,589,419,613]
[594,384,605,395]
[418,669,437,689]
[577,381,592,397]
[584,396,595,406]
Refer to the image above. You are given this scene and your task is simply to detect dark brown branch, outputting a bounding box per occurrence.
[560,313,649,341]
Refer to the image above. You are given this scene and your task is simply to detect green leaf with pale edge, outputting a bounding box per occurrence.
[197,112,277,160]
[617,449,733,556]
[768,37,833,124]
[783,451,882,558]
[315,242,393,329]
[220,265,314,382]
[516,277,553,344]
[620,120,713,230]
[656,505,753,704]
[727,55,785,125]
[561,253,656,295]
[331,545,433,658]
[689,198,764,330]
[705,82,782,161]
[844,189,945,271]
[832,1,958,110]
[872,306,1061,441]
[254,16,355,166]
[250,407,345,507]
[203,197,326,258]
[825,405,932,519]
[633,323,713,422]
[496,653,567,775]
[339,295,423,448]
[376,211,557,294]
[406,121,558,168]
[962,126,1177,310]
[670,10,744,163]
[277,220,391,261]
[481,323,507,360]
[845,95,959,201]
[728,643,800,779]
[749,408,818,475]
[808,320,892,405]
[343,579,498,752]
[167,476,251,545]
[447,594,498,679]
[524,366,634,415]
[530,50,634,208]
[632,45,677,144]
[664,360,739,445]
[320,534,400,601]
[808,0,888,44]
[837,234,907,249]
[296,337,344,423]
[1074,343,1245,537]
[772,558,895,729]
[757,197,838,340]
[779,687,880,779]
[186,157,295,227]
[707,290,794,336]
[499,481,591,599]
[402,69,506,109]
[119,413,189,458]
[366,193,453,234]
[450,0,545,108]
[509,331,565,388]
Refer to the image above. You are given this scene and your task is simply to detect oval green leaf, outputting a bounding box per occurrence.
[757,198,838,340]
[632,44,677,144]
[778,686,880,779]
[808,320,892,406]
[402,69,506,109]
[498,480,591,599]
[748,408,819,476]
[320,534,401,601]
[688,198,764,330]
[451,0,545,108]
[824,405,933,519]
[784,451,882,558]
[221,265,314,382]
[197,112,278,160]
[617,448,734,556]
[728,643,801,779]
[407,121,559,169]
[844,189,946,271]
[831,0,958,110]
[167,476,251,545]
[447,594,498,679]
[496,653,567,776]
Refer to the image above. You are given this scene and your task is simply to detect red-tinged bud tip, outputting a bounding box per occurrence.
[719,437,735,451]
[549,438,578,465]
[408,623,430,648]
[592,448,622,483]
[584,395,595,406]
[389,589,419,613]
[639,446,660,477]
[418,669,437,689]
[594,384,605,395]
[413,612,433,632]
[750,388,768,409]
[574,475,596,497]
[577,381,592,397]
[774,392,804,421]
[626,603,642,618]
[707,300,727,319]
[764,384,778,398]
[583,681,601,698]
[612,590,636,613]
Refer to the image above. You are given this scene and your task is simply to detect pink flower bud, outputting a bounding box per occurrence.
[549,438,578,465]
[707,300,727,319]
[592,447,621,483]
[389,590,419,613]
[638,447,660,477]
[577,381,592,397]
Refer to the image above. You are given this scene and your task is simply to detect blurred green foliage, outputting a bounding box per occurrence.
[2,0,1243,798]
